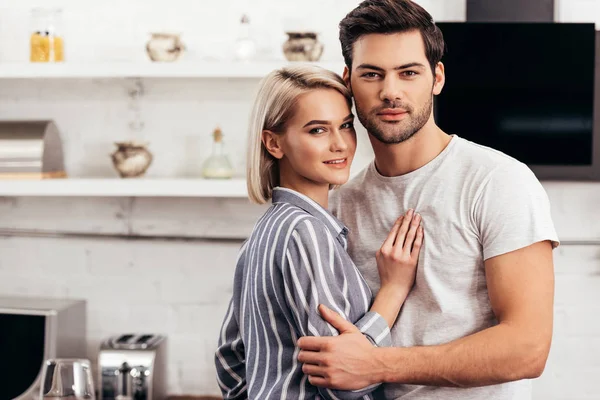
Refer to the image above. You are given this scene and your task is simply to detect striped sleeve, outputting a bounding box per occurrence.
[214,299,248,400]
[282,218,391,400]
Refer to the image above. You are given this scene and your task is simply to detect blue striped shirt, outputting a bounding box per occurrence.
[215,187,391,400]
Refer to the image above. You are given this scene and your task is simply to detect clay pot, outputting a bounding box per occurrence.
[146,33,185,62]
[111,141,153,178]
[282,32,323,62]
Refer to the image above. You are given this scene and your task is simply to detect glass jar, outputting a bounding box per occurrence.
[202,127,234,179]
[233,14,257,62]
[30,8,64,62]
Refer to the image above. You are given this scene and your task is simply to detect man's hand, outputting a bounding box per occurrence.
[297,304,382,390]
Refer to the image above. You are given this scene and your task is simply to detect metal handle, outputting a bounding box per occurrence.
[115,363,133,400]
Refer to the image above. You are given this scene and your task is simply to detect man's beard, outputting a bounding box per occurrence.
[356,96,433,145]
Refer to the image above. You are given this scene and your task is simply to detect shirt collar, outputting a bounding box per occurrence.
[272,187,349,238]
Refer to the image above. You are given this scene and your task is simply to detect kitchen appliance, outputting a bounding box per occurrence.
[0,120,66,179]
[466,0,554,22]
[435,22,600,180]
[98,334,167,400]
[0,296,86,400]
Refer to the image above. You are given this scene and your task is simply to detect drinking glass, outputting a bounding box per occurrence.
[40,359,96,399]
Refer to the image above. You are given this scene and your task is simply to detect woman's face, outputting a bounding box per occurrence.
[277,89,357,189]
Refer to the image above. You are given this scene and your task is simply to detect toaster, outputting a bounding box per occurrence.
[98,334,167,400]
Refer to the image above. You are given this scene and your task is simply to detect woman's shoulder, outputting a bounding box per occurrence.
[256,203,335,246]
[251,202,315,236]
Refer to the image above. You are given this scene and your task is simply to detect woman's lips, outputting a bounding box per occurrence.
[323,158,348,168]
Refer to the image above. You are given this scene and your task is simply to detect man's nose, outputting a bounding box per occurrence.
[379,76,404,104]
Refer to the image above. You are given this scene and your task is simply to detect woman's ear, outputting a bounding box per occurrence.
[261,130,284,159]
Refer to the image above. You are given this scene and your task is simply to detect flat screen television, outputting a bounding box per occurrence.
[435,22,599,180]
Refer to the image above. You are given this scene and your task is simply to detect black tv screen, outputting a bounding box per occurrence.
[435,23,596,166]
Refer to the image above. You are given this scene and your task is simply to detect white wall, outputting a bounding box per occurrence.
[556,0,600,28]
[0,0,599,398]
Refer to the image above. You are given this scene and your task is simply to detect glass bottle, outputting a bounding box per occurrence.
[202,127,234,179]
[30,8,64,62]
[233,14,256,61]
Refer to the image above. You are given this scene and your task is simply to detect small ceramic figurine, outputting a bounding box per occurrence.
[282,32,323,62]
[146,33,185,62]
[111,141,153,178]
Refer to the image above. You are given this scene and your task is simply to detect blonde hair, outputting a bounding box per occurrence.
[246,65,352,204]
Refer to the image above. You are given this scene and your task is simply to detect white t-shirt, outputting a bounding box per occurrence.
[329,135,559,400]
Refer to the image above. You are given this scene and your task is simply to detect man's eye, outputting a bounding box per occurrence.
[361,72,380,78]
[309,127,326,134]
[403,71,418,77]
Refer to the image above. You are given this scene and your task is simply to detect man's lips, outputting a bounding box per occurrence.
[378,109,408,115]
[377,109,408,121]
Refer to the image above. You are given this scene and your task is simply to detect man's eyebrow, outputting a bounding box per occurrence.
[356,63,385,72]
[356,62,427,71]
[302,114,354,128]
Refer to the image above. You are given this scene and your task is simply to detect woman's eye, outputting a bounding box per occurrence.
[341,122,354,130]
[309,127,326,134]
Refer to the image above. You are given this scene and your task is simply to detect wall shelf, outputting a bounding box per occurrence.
[0,178,249,197]
[0,61,346,79]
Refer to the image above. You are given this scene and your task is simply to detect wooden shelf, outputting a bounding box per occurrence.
[0,61,346,79]
[0,178,249,197]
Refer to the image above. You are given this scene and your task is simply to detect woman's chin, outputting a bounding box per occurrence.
[327,174,350,186]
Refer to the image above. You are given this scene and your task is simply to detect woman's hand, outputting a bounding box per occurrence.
[376,209,423,295]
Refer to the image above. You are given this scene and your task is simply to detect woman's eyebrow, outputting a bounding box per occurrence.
[303,119,331,127]
[303,114,354,128]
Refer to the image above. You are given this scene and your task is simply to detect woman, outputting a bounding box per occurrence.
[215,65,423,399]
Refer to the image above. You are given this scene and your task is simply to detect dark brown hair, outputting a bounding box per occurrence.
[339,0,446,75]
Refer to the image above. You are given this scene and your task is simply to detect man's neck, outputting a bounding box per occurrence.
[370,121,451,178]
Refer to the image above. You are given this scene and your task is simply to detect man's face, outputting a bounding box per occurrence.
[345,30,444,144]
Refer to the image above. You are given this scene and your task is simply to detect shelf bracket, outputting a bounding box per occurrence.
[126,77,145,132]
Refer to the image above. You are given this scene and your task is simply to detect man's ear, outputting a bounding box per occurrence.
[432,62,445,96]
[342,66,351,92]
[261,130,284,159]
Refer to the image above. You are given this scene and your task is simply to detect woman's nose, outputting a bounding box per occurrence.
[330,129,349,152]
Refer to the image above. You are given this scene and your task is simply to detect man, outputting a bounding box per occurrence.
[297,0,559,399]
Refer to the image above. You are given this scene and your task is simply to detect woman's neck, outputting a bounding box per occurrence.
[278,180,330,209]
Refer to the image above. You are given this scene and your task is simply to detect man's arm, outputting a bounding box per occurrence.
[298,240,554,389]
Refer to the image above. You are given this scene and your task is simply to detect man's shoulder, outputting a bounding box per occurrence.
[452,136,535,183]
[454,136,523,170]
